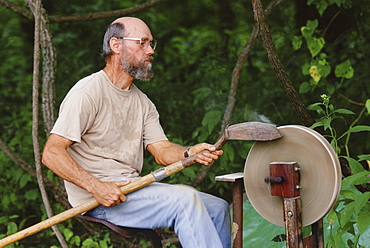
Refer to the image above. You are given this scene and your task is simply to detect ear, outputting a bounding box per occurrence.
[109,37,122,55]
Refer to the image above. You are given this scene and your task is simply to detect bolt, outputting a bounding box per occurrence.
[287,211,293,217]
[296,185,302,190]
[294,167,300,171]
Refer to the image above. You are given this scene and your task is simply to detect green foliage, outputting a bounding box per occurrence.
[307,95,370,247]
[308,94,370,156]
[1,0,370,246]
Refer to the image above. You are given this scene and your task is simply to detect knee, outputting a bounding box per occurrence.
[172,185,203,205]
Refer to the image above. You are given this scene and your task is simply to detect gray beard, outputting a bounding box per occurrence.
[121,57,154,81]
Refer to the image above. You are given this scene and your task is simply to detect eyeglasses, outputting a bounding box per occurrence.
[116,37,157,50]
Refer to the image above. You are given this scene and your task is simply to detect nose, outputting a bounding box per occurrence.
[145,45,155,55]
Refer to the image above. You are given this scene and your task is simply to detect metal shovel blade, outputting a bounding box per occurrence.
[225,122,283,141]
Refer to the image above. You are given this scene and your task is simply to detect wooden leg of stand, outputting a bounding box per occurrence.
[312,219,324,248]
[232,178,243,248]
[284,196,303,248]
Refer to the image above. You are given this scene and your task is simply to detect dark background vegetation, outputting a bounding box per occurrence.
[0,0,369,247]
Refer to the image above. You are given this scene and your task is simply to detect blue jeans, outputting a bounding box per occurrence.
[87,182,231,248]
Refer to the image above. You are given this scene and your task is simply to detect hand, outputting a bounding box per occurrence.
[188,143,223,165]
[91,180,130,207]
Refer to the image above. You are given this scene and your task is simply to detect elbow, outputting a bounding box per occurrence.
[41,146,52,168]
[42,142,60,169]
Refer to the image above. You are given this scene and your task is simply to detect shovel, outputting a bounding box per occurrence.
[0,121,282,247]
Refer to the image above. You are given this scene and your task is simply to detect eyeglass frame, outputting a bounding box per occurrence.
[115,37,157,50]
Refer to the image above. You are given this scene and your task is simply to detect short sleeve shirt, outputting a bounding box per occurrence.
[51,70,168,206]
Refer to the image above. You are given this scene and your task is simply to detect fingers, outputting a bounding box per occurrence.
[195,151,219,165]
[114,180,130,203]
[191,143,223,165]
[190,143,215,154]
[115,180,131,188]
[94,181,128,207]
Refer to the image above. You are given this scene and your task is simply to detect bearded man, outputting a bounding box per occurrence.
[42,17,231,248]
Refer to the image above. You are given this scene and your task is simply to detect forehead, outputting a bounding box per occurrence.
[123,19,153,39]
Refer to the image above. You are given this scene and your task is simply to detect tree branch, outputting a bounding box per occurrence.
[0,0,33,19]
[49,0,164,22]
[0,0,165,22]
[0,139,37,179]
[252,0,315,127]
[191,0,285,187]
[27,0,67,245]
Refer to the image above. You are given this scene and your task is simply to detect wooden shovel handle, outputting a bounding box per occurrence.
[0,160,200,246]
[0,134,228,246]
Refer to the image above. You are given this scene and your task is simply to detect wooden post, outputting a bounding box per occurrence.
[267,162,304,248]
[312,219,324,248]
[284,197,303,248]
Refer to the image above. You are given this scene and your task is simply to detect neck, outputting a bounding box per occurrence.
[103,61,133,90]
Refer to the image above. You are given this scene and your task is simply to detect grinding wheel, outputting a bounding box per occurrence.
[244,125,341,227]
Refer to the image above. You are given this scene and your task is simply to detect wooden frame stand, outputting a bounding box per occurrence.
[216,162,324,248]
[267,162,324,248]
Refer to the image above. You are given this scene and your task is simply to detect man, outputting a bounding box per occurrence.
[42,17,231,248]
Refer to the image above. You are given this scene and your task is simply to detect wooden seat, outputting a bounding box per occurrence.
[76,213,162,248]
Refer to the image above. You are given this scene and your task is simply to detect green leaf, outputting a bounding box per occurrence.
[301,26,313,38]
[63,228,74,242]
[307,102,324,111]
[307,19,319,30]
[316,1,329,15]
[82,238,99,248]
[317,62,331,78]
[302,62,311,75]
[322,117,332,130]
[342,125,370,137]
[354,192,370,214]
[340,190,357,201]
[326,210,337,224]
[24,189,39,201]
[292,36,302,50]
[307,37,325,57]
[98,240,108,248]
[299,82,311,93]
[19,173,30,189]
[366,99,370,114]
[335,60,354,79]
[345,156,365,174]
[342,171,370,187]
[309,65,321,82]
[192,87,212,105]
[359,224,370,247]
[358,155,370,162]
[6,222,18,235]
[339,201,356,227]
[201,110,221,133]
[70,236,81,246]
[309,122,323,129]
[181,167,196,178]
[332,109,355,115]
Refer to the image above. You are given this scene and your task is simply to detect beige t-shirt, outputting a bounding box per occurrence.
[51,70,168,206]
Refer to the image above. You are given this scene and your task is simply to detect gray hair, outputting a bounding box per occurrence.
[102,22,125,60]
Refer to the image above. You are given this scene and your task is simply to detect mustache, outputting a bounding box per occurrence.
[144,56,154,63]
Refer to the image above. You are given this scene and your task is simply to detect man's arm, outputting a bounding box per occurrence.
[42,133,129,207]
[146,140,223,166]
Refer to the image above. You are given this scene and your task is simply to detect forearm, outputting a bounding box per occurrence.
[147,140,223,166]
[147,141,187,166]
[42,135,101,194]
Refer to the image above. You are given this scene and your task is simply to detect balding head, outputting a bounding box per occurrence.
[112,17,149,32]
[102,17,152,61]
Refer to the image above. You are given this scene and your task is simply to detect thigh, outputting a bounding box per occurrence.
[88,182,204,229]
